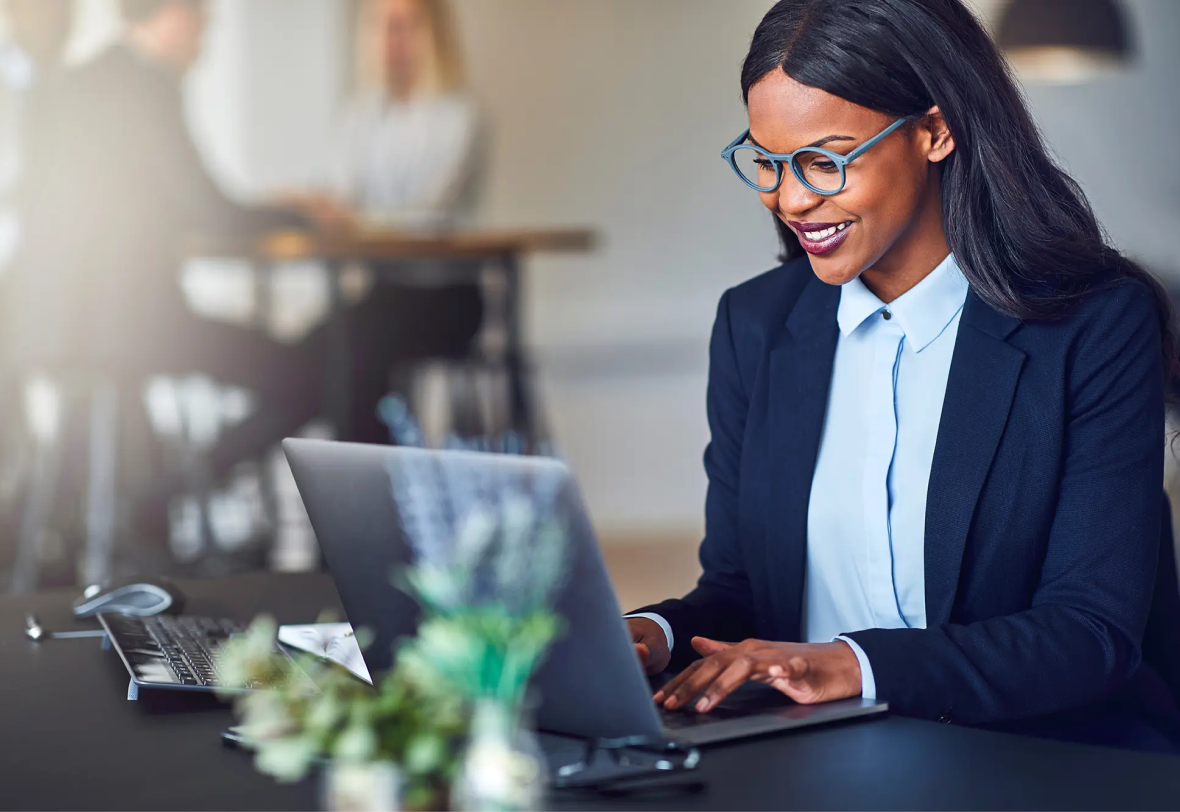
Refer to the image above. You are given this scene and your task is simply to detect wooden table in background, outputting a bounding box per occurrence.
[189,227,596,443]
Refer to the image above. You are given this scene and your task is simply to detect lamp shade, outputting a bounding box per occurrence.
[996,0,1134,83]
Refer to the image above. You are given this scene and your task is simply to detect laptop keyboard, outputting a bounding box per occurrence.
[102,614,252,689]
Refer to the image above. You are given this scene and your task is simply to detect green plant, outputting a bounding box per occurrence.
[218,457,570,809]
[217,616,467,810]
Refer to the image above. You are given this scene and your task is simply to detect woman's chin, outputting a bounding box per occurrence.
[807,256,865,288]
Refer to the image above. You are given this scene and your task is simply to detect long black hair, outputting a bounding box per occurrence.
[742,0,1179,392]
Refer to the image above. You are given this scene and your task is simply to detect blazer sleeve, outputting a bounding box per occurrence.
[633,290,758,669]
[846,283,1165,725]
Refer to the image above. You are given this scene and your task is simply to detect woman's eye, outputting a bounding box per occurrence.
[811,160,838,173]
[754,158,775,171]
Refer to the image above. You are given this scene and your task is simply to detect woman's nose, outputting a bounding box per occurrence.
[772,171,824,218]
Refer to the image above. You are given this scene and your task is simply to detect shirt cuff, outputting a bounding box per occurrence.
[625,613,674,653]
[834,635,876,700]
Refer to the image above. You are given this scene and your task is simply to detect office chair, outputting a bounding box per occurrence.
[2,368,266,593]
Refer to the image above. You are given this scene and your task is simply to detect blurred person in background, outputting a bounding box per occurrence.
[291,0,480,229]
[283,0,485,446]
[4,0,327,539]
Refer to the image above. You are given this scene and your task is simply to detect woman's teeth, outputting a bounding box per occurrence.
[803,223,849,240]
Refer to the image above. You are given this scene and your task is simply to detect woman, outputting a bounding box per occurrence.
[627,0,1180,752]
[288,0,483,444]
[315,0,479,228]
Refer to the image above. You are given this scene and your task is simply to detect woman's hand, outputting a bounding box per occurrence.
[654,637,862,712]
[628,617,671,675]
[273,191,357,233]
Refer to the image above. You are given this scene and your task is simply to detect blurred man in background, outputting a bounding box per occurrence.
[5,0,326,541]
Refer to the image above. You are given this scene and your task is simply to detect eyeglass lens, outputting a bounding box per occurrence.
[730,146,844,193]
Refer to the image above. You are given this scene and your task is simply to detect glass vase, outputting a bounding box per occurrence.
[321,760,402,812]
[450,699,545,812]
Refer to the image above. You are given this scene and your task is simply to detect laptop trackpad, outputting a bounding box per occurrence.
[657,682,885,745]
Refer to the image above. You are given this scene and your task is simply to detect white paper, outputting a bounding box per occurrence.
[278,622,372,684]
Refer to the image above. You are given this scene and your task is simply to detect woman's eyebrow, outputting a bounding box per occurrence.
[748,133,857,151]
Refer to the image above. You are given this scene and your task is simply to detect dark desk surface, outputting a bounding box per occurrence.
[3,572,1179,811]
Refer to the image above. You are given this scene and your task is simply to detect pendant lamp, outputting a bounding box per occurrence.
[996,0,1134,83]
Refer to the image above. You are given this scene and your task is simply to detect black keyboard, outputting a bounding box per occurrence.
[100,614,285,693]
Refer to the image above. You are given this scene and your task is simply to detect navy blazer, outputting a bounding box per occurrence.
[640,255,1174,731]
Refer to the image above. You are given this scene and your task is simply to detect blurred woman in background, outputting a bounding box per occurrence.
[321,0,480,228]
[288,0,485,445]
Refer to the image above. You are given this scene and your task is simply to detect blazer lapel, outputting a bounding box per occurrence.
[924,291,1026,624]
[764,276,839,641]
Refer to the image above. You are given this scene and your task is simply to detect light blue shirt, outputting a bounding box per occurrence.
[816,252,967,697]
[633,253,968,700]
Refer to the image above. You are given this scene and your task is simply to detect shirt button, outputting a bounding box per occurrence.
[882,309,892,320]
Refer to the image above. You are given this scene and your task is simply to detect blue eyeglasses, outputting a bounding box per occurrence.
[721,115,919,195]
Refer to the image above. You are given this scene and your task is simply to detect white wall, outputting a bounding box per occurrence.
[215,0,349,195]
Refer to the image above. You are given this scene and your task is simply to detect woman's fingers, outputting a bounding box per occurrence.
[768,655,810,681]
[662,657,727,710]
[691,636,732,656]
[654,659,701,704]
[695,656,753,712]
[655,641,847,711]
[758,655,827,703]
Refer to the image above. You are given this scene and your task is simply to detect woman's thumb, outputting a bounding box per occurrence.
[692,636,730,655]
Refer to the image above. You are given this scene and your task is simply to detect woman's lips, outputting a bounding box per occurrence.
[787,220,853,256]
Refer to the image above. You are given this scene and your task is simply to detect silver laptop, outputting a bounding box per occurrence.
[283,438,887,746]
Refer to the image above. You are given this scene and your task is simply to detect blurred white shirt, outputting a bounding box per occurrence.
[323,90,480,229]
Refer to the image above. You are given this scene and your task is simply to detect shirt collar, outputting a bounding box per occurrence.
[836,252,969,352]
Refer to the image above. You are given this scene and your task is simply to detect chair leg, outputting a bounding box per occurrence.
[174,380,217,562]
[80,382,119,588]
[12,384,68,594]
[447,363,485,439]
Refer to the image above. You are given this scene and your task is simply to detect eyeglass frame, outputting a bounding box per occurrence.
[721,114,921,196]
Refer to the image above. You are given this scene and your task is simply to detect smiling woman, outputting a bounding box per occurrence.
[624,0,1180,755]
